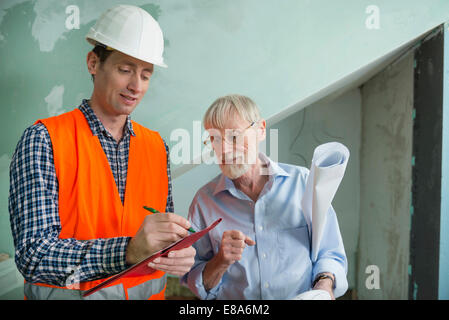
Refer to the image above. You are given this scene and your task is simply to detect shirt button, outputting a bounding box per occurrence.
[262,253,267,259]
[258,225,263,231]
[264,282,269,288]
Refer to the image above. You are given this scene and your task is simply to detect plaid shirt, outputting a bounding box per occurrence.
[8,100,173,286]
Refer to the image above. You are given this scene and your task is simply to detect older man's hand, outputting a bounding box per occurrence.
[218,230,256,266]
[147,246,196,277]
[202,230,256,290]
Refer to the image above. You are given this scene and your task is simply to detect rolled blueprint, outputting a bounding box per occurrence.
[301,142,350,262]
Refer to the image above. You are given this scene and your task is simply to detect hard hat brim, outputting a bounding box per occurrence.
[86,33,168,68]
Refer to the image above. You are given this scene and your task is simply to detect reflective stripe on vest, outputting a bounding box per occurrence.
[28,109,168,299]
[24,274,167,300]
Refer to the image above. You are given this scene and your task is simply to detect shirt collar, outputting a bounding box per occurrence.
[213,152,290,196]
[78,99,136,137]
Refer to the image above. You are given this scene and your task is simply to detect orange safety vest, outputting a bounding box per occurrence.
[24,108,168,300]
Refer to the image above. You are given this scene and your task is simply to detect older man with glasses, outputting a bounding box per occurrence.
[181,94,348,300]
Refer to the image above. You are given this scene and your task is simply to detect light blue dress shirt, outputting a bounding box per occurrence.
[181,153,348,300]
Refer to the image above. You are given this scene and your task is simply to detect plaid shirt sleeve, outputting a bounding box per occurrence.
[8,124,131,286]
[163,140,174,213]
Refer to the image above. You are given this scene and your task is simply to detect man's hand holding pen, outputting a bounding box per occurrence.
[125,211,196,277]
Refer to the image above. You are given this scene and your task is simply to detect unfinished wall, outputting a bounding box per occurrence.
[357,52,414,299]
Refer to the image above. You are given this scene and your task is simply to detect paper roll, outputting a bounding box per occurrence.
[301,142,350,262]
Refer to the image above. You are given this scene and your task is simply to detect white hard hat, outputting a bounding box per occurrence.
[86,5,167,68]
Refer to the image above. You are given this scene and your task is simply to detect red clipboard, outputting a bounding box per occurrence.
[83,218,222,297]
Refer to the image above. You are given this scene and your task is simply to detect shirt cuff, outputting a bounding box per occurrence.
[183,262,222,300]
[312,258,348,298]
[101,237,131,274]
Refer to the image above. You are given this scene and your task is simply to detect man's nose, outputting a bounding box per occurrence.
[127,74,143,94]
[221,138,235,155]
[220,140,242,164]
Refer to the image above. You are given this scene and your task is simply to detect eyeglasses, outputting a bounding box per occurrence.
[203,121,258,148]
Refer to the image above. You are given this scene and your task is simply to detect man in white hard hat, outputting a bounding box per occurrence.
[9,5,195,300]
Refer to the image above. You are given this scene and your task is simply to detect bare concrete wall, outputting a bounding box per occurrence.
[357,52,414,299]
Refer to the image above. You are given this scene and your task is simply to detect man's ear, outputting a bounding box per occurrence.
[86,51,99,78]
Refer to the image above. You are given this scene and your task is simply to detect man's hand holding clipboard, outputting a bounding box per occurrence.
[83,218,222,297]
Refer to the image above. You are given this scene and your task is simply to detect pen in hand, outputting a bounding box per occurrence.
[143,206,196,233]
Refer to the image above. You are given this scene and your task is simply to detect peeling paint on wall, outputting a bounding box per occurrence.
[45,85,65,116]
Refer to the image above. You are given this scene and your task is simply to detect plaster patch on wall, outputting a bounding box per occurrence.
[31,3,65,52]
[45,85,65,116]
[30,0,158,52]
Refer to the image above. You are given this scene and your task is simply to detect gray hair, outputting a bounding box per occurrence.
[203,94,261,129]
